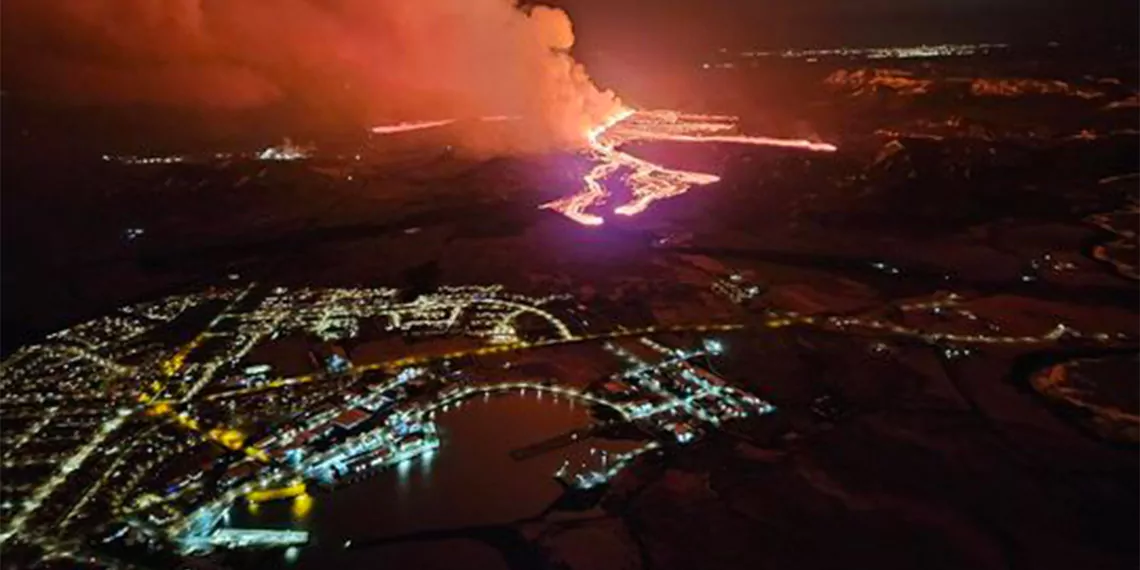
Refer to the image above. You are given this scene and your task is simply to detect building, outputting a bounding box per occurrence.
[310,345,351,374]
[332,408,371,431]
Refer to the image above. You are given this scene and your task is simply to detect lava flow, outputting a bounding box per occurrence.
[542,109,838,225]
[369,109,837,227]
[370,119,458,134]
[371,115,521,135]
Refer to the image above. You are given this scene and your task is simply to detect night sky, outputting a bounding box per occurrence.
[559,0,1137,52]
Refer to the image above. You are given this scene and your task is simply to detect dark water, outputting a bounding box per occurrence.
[223,392,635,569]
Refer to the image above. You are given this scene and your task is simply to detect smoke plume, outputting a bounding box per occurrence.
[1,0,622,151]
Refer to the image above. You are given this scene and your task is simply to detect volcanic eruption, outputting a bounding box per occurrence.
[5,0,837,224]
[539,109,838,225]
[2,0,621,150]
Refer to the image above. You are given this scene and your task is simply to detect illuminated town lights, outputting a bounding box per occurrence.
[738,43,1009,61]
[7,279,1126,556]
[257,139,310,161]
[291,493,313,519]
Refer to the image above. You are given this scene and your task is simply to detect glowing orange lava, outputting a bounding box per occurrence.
[542,109,838,225]
[371,115,520,134]
[370,110,837,226]
[371,119,457,134]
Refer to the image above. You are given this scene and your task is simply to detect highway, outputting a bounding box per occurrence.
[198,322,744,402]
[189,306,1133,406]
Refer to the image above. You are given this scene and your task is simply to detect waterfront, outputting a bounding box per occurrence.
[224,392,643,568]
[2,34,1136,568]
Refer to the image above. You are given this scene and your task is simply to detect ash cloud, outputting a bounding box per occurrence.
[1,0,621,151]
